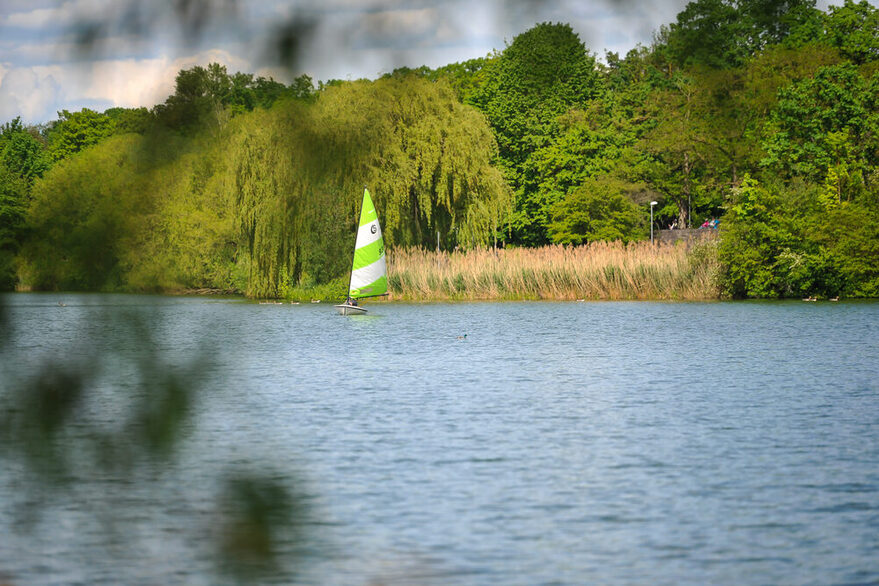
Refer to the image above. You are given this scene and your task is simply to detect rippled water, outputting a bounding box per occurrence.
[1,294,878,585]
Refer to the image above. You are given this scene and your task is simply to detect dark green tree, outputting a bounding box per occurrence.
[664,0,745,68]
[469,22,602,244]
[663,0,819,69]
[153,65,222,133]
[155,64,314,132]
[762,64,879,200]
[285,74,316,102]
[105,107,153,134]
[823,0,879,64]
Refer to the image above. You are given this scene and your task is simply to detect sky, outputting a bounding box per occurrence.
[0,0,846,125]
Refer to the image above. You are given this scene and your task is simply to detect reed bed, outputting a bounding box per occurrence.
[387,241,720,301]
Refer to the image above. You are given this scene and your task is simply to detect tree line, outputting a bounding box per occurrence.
[1,0,877,298]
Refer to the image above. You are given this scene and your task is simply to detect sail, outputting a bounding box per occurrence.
[348,188,387,298]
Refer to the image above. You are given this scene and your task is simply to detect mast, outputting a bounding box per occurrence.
[346,189,366,300]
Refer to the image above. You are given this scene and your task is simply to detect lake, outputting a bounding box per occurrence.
[1,293,877,585]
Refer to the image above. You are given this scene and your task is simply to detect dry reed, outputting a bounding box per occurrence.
[386,241,720,301]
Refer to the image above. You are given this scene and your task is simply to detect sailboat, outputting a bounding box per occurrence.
[335,188,388,315]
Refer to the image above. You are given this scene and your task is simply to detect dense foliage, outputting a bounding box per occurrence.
[0,118,49,288]
[468,22,603,245]
[13,73,509,298]
[232,77,510,297]
[2,0,878,298]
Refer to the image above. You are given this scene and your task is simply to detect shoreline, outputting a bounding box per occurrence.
[7,243,870,302]
[1,289,868,303]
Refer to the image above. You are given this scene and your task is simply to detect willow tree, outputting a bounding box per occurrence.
[233,76,510,298]
[302,76,511,249]
[121,131,240,293]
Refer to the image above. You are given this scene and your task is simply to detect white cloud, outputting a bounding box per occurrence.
[2,0,109,29]
[0,66,63,123]
[0,0,699,123]
[16,0,871,124]
[85,49,252,108]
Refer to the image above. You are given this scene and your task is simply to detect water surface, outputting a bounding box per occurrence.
[1,294,877,585]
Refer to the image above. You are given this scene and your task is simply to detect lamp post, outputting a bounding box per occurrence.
[650,201,658,245]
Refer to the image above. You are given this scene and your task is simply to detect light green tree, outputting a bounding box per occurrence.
[47,108,115,161]
[233,76,511,297]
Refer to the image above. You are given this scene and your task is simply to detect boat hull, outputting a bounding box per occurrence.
[334,304,368,316]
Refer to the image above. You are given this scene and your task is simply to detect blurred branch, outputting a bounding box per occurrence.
[0,297,310,582]
[73,0,240,50]
[216,470,311,581]
[64,0,640,78]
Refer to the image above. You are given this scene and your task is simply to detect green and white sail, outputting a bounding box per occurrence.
[348,188,387,298]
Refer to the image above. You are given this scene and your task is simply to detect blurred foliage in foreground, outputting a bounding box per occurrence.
[0,297,310,583]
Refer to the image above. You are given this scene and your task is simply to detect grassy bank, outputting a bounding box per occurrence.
[386,242,721,301]
[14,242,721,302]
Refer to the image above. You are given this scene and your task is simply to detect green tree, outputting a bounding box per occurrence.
[547,176,646,245]
[811,202,879,296]
[742,44,842,119]
[16,73,510,298]
[0,161,28,289]
[385,56,494,103]
[523,107,638,234]
[1,117,50,181]
[46,108,115,161]
[469,22,602,245]
[123,135,241,293]
[639,74,713,228]
[0,118,50,289]
[761,64,879,201]
[233,75,511,297]
[717,175,864,298]
[663,0,819,69]
[718,175,790,297]
[823,0,879,64]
